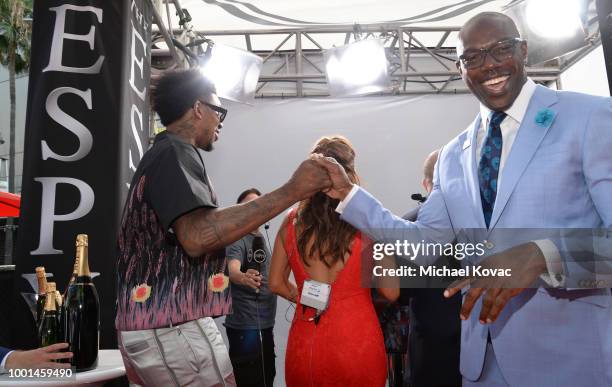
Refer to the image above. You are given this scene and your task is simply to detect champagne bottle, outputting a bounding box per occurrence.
[35,267,48,327]
[38,282,60,348]
[64,234,99,371]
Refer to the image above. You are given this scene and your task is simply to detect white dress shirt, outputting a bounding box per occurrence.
[476,78,536,187]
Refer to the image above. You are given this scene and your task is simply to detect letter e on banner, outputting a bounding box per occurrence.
[43,5,104,74]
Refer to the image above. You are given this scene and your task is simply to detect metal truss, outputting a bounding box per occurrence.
[181,26,561,97]
[152,0,602,98]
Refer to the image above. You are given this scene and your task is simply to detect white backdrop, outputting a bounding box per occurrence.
[205,93,479,385]
[206,93,478,229]
[560,46,610,97]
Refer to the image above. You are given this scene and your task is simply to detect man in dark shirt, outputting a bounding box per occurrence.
[116,69,330,386]
[225,188,277,387]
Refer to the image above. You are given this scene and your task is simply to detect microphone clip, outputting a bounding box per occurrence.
[411,193,427,203]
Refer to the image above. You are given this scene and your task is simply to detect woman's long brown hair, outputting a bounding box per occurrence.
[296,136,361,268]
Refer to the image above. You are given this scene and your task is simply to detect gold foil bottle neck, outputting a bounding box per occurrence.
[75,234,91,277]
[36,267,48,294]
[44,283,57,311]
[76,234,88,247]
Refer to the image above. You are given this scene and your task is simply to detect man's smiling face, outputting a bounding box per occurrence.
[456,16,528,111]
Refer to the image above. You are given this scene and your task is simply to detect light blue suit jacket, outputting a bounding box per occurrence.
[342,85,612,386]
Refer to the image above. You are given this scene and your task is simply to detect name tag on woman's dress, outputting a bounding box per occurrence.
[301,280,331,311]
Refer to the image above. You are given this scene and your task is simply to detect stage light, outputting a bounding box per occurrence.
[324,39,390,97]
[505,0,588,65]
[199,42,263,104]
[525,0,583,39]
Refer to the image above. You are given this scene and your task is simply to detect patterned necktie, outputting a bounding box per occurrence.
[478,111,506,228]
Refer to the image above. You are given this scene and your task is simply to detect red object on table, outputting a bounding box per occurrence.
[0,191,20,217]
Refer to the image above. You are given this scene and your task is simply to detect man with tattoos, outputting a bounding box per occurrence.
[115,69,330,386]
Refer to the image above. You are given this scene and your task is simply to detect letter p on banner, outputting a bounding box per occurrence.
[31,178,95,255]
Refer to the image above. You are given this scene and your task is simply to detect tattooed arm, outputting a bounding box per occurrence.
[173,159,330,258]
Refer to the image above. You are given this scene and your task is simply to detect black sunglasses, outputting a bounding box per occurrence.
[198,100,227,123]
[458,38,523,70]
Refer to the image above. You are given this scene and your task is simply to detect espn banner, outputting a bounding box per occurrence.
[15,0,151,348]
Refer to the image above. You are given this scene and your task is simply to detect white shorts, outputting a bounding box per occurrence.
[118,317,236,387]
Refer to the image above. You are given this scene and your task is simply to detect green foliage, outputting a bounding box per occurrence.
[1,0,33,195]
[0,0,33,74]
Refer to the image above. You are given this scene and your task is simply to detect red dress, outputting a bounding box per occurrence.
[284,211,387,387]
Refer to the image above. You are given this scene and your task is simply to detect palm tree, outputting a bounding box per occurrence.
[1,0,32,193]
[0,0,32,263]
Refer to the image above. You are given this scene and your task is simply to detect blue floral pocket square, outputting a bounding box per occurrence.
[534,108,556,128]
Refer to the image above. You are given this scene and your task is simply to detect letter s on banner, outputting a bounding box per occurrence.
[42,87,94,162]
[31,178,95,255]
[129,104,144,173]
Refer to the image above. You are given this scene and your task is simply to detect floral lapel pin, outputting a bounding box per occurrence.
[534,108,556,128]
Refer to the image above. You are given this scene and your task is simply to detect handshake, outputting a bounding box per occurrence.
[286,154,354,202]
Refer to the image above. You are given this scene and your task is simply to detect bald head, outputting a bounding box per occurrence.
[455,11,528,111]
[458,12,521,51]
[422,150,439,194]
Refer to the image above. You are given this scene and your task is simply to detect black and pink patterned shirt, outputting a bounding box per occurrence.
[116,131,232,331]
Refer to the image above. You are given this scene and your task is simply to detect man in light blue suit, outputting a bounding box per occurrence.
[316,12,612,387]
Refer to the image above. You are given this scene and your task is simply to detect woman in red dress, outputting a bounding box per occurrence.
[269,136,399,387]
